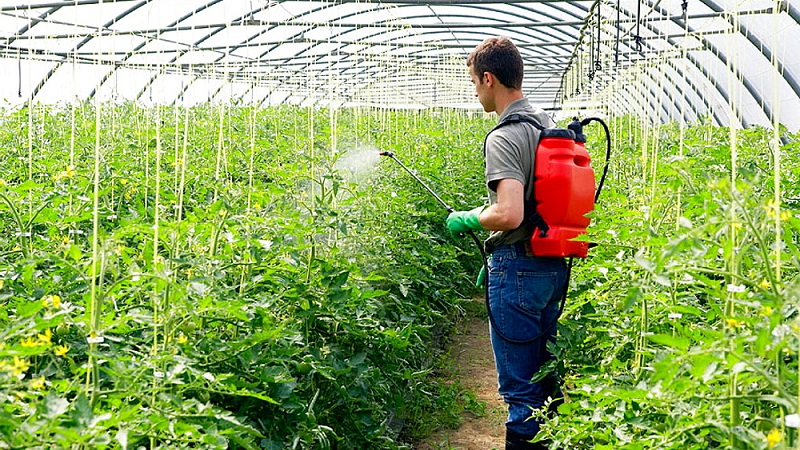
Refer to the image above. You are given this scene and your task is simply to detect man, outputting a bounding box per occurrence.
[446,37,569,449]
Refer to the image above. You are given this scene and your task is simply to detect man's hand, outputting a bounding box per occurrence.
[446,206,485,237]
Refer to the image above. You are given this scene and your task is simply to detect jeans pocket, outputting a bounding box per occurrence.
[489,270,558,342]
[515,271,557,313]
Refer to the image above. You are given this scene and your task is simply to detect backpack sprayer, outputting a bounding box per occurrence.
[380,116,611,343]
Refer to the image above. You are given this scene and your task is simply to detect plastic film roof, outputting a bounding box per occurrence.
[0,0,798,130]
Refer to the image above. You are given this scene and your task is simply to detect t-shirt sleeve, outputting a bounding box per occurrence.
[484,131,525,192]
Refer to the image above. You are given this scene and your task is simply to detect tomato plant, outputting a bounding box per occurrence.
[0,103,491,449]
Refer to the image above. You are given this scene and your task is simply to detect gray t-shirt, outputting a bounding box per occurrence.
[484,98,556,252]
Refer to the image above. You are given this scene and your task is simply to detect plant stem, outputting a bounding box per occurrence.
[86,91,103,406]
[0,191,30,257]
[177,105,190,225]
[214,102,225,203]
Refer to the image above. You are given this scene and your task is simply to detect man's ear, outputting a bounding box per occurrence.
[483,71,497,87]
[483,71,492,86]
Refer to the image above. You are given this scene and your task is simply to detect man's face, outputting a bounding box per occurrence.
[470,67,495,113]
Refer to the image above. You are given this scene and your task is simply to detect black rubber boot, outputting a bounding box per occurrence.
[505,428,550,450]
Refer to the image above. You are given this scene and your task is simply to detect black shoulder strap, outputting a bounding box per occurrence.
[487,113,545,136]
[498,113,547,131]
[483,113,545,156]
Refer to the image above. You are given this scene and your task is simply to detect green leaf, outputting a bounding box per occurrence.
[13,180,43,192]
[66,243,83,261]
[647,333,690,351]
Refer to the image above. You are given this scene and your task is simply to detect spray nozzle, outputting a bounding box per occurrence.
[379,151,393,157]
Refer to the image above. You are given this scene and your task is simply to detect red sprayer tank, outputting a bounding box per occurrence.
[530,121,595,258]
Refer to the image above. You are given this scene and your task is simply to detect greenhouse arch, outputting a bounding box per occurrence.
[1,1,799,449]
[0,0,790,130]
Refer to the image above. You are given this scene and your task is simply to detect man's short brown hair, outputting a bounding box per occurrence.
[466,37,524,90]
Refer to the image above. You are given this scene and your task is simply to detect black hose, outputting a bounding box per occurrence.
[581,117,612,203]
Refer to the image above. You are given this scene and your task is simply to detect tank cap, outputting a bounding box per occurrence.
[567,117,587,143]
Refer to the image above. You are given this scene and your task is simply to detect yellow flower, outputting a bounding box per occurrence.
[759,279,771,290]
[31,376,46,390]
[0,279,4,290]
[21,336,39,348]
[760,306,774,317]
[725,318,743,329]
[37,329,52,345]
[54,345,69,357]
[43,295,62,309]
[767,428,782,448]
[177,334,188,344]
[120,178,128,185]
[781,211,792,221]
[13,357,30,376]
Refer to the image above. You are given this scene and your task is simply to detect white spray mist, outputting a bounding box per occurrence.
[333,146,382,183]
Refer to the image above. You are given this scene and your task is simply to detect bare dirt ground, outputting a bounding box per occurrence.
[415,309,506,450]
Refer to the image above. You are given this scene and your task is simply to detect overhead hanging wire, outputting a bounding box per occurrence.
[589,20,595,81]
[18,52,22,98]
[17,4,24,98]
[633,0,643,52]
[596,2,602,74]
[615,0,620,66]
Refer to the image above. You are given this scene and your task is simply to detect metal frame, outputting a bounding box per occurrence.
[0,0,795,129]
[562,0,799,129]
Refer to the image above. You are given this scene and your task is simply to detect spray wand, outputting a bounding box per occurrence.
[379,150,488,259]
[379,151,455,213]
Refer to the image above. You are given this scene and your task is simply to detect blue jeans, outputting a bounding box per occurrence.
[487,242,568,437]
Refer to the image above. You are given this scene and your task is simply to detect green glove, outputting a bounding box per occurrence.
[446,206,485,237]
[475,266,486,288]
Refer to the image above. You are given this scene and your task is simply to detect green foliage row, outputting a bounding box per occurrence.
[539,118,800,449]
[0,103,492,449]
[6,102,797,450]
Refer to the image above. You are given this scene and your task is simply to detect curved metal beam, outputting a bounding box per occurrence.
[699,0,800,124]
[25,0,151,101]
[243,1,588,106]
[196,1,588,106]
[565,17,721,126]
[565,0,747,127]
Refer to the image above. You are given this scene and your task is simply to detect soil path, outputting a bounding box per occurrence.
[416,308,506,450]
